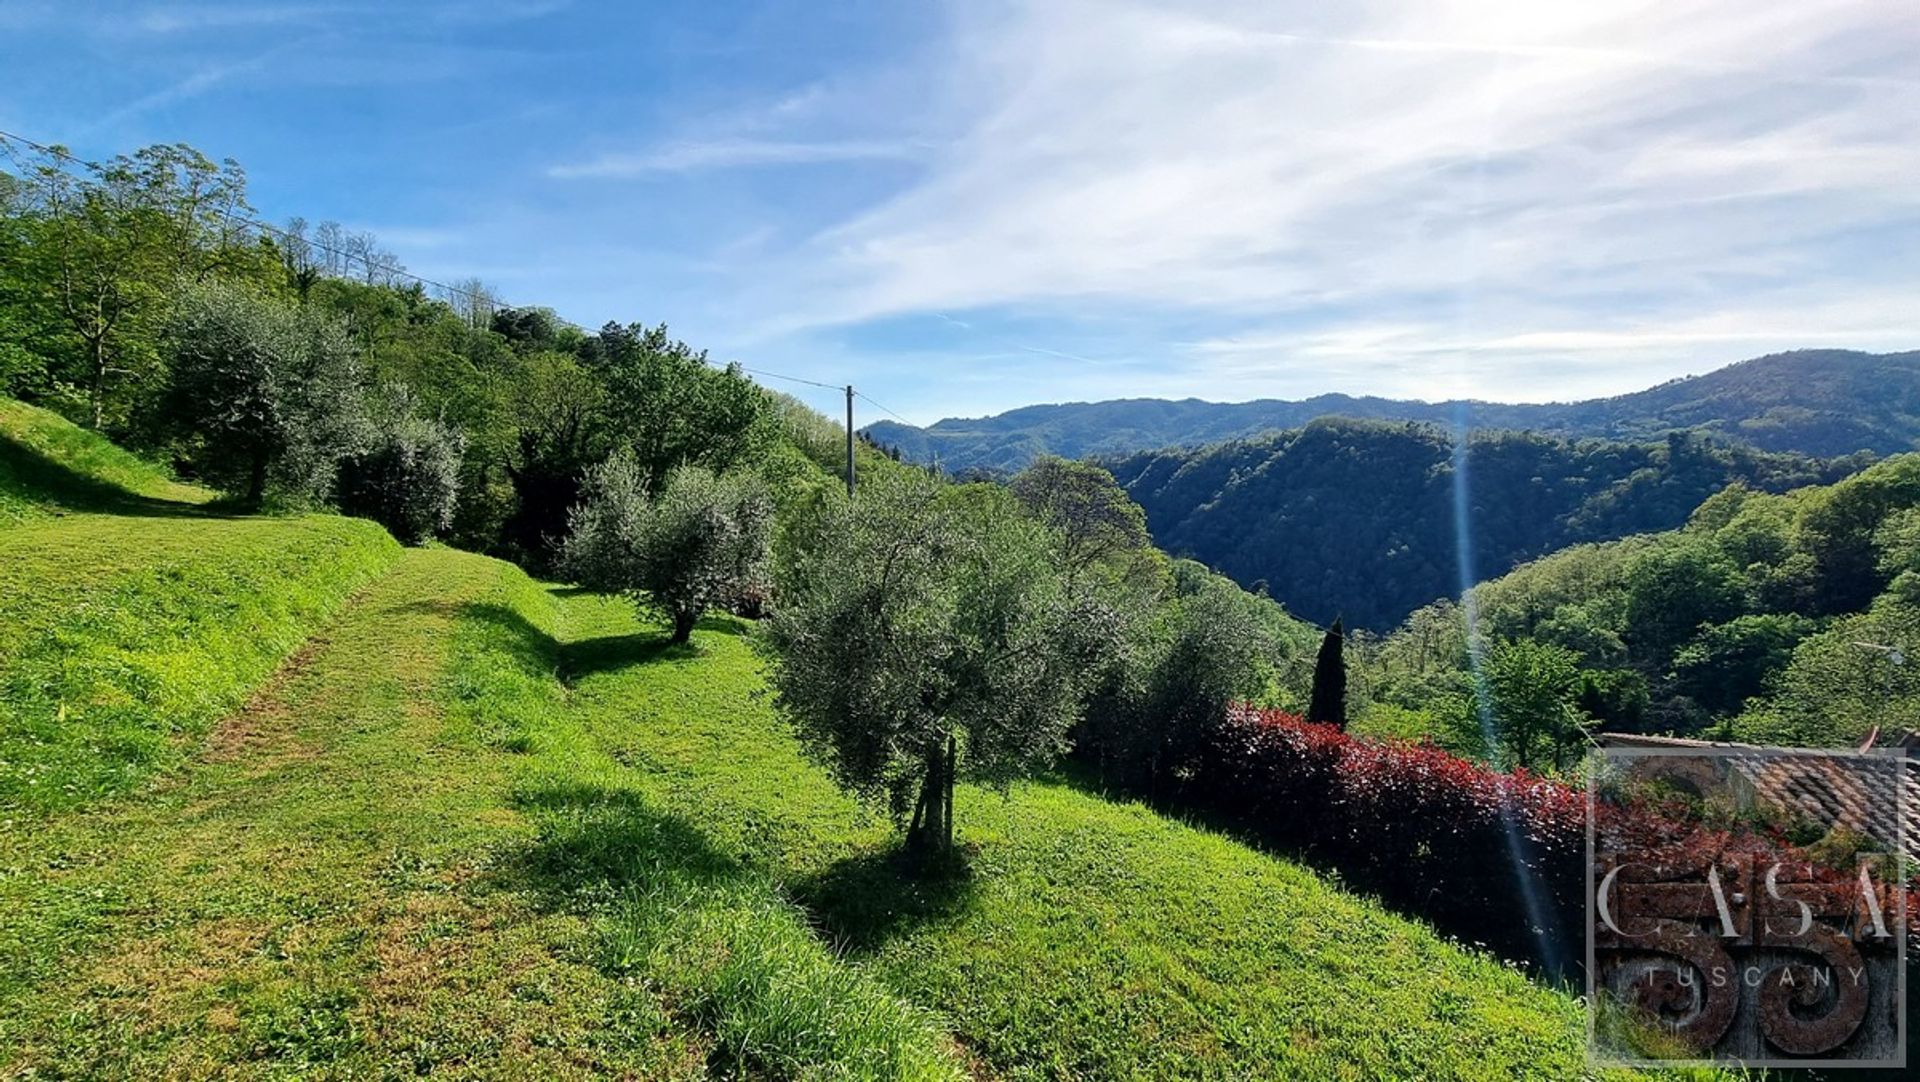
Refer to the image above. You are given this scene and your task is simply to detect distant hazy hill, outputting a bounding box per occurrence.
[864,350,1920,473]
[1108,419,1864,630]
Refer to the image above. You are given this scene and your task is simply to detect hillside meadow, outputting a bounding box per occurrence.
[0,400,1703,1079]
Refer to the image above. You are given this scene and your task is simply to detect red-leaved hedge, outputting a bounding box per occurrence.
[1195,705,1589,966]
[1193,705,1918,972]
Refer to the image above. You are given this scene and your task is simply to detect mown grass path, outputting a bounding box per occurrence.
[3,548,954,1079]
[3,545,1679,1080]
[2,550,711,1078]
[0,511,399,813]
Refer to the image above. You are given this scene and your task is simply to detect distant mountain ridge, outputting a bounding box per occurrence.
[863,350,1920,473]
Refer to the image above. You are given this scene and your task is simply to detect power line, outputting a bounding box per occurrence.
[855,390,912,426]
[738,365,842,391]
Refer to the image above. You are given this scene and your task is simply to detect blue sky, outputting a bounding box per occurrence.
[3,1,1917,425]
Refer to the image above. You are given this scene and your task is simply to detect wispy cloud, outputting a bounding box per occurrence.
[549,137,925,178]
[131,4,335,34]
[710,0,1920,409]
[83,46,290,134]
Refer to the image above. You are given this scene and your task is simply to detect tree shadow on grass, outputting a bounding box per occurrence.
[502,779,742,903]
[384,599,736,685]
[559,617,746,682]
[790,844,979,956]
[1,436,224,519]
[383,597,565,665]
[560,633,695,682]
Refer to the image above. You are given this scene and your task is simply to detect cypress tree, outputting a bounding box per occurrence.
[1308,618,1347,728]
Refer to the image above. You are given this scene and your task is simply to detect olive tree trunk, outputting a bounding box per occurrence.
[907,734,957,857]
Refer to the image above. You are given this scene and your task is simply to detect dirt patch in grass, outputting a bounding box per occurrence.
[79,915,278,1034]
[204,633,333,764]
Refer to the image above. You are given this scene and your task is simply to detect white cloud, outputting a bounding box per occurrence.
[82,47,289,133]
[1180,291,1920,402]
[132,5,334,34]
[712,0,1919,406]
[549,138,925,178]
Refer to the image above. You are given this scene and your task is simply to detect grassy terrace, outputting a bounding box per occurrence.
[0,397,211,525]
[0,401,1681,1078]
[0,401,401,815]
[0,565,1657,1077]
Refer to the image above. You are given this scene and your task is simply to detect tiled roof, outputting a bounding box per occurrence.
[1597,731,1917,862]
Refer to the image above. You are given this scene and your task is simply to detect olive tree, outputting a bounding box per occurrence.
[765,473,1109,857]
[561,456,772,642]
[158,280,367,507]
[335,386,466,545]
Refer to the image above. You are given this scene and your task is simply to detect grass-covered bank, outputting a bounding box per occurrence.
[548,593,1652,1080]
[0,513,400,815]
[0,540,1660,1078]
[0,396,210,524]
[1,394,403,815]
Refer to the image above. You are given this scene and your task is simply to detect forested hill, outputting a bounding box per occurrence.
[865,349,1920,473]
[1110,418,1867,629]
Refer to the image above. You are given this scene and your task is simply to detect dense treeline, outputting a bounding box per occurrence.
[1346,455,1920,755]
[1108,417,1866,630]
[0,139,842,562]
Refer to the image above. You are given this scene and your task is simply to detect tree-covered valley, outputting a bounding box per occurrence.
[1107,417,1864,629]
[864,348,1920,473]
[1340,454,1920,759]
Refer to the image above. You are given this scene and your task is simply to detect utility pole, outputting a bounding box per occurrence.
[845,384,857,498]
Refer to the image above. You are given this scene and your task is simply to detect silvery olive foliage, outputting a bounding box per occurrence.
[160,280,368,507]
[562,455,773,642]
[764,471,1117,852]
[335,385,466,545]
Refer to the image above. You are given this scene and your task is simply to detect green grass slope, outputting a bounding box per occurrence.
[2,549,963,1079]
[551,596,1649,1080]
[0,540,1668,1078]
[0,397,210,523]
[0,397,401,815]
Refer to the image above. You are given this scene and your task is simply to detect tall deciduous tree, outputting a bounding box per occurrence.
[1009,455,1151,579]
[1479,638,1588,770]
[765,474,1108,858]
[583,321,776,483]
[5,143,275,430]
[562,457,773,643]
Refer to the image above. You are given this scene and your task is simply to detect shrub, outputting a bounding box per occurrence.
[1198,704,1591,970]
[335,387,465,545]
[1197,704,1919,973]
[1074,573,1275,793]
